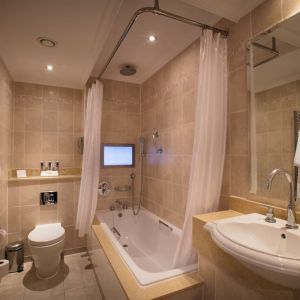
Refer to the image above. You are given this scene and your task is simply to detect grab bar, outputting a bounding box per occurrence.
[159,220,173,231]
[111,227,121,239]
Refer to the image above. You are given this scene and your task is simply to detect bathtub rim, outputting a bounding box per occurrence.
[90,222,203,300]
[95,208,198,286]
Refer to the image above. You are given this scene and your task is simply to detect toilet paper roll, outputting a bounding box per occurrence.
[0,259,9,278]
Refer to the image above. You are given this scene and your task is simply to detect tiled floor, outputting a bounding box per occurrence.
[0,252,103,300]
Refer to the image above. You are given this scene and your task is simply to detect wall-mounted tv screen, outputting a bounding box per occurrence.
[101,144,135,168]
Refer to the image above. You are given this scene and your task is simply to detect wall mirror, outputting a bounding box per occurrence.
[248,12,300,201]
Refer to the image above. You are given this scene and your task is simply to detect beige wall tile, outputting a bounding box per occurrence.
[42,133,58,154]
[230,156,249,196]
[58,134,74,154]
[13,132,25,153]
[25,132,42,154]
[229,67,249,113]
[58,111,73,132]
[8,206,20,233]
[42,111,58,132]
[19,182,40,206]
[140,41,199,227]
[13,109,25,131]
[25,96,42,110]
[21,205,39,232]
[40,205,57,224]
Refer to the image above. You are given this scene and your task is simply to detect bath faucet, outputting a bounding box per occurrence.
[266,168,298,229]
[115,200,127,210]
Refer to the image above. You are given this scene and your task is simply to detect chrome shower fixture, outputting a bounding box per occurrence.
[152,129,163,154]
[120,65,136,76]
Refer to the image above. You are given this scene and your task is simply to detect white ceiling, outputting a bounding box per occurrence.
[181,0,265,23]
[0,0,122,89]
[96,0,221,83]
[0,0,265,88]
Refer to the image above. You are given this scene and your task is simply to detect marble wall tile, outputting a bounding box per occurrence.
[140,41,198,227]
[97,80,141,211]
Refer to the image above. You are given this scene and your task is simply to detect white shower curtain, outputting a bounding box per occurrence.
[76,80,103,237]
[173,30,227,267]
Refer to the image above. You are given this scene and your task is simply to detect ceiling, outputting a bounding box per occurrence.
[97,0,220,84]
[0,0,265,88]
[181,0,265,23]
[0,0,122,89]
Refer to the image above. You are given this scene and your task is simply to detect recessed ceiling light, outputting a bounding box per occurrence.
[148,35,156,42]
[37,37,57,48]
[47,65,53,71]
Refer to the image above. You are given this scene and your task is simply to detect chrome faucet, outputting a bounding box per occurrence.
[115,200,128,210]
[266,168,298,229]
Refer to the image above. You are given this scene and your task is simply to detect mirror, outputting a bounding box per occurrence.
[248,12,300,201]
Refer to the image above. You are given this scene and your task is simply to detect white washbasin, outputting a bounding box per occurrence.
[204,213,300,289]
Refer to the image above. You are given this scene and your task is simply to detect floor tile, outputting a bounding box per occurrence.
[0,252,101,300]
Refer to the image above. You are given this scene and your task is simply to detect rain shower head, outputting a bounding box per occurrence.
[120,65,136,76]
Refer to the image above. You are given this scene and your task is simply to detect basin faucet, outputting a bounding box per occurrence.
[266,168,298,229]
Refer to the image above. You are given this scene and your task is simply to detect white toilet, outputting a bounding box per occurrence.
[28,223,65,279]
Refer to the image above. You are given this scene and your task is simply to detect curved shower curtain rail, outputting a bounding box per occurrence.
[97,0,228,79]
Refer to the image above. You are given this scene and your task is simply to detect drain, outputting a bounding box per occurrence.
[123,244,128,248]
[281,233,286,239]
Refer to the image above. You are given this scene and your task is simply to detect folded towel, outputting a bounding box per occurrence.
[294,130,300,167]
[294,130,300,199]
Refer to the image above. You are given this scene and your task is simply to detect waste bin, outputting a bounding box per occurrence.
[5,241,24,272]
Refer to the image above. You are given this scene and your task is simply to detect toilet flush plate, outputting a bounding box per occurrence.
[40,191,57,205]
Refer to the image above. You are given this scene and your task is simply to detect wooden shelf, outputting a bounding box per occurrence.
[8,174,81,182]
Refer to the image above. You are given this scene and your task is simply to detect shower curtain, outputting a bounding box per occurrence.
[173,30,227,267]
[76,80,103,237]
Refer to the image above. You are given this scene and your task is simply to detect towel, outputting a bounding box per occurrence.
[294,130,300,199]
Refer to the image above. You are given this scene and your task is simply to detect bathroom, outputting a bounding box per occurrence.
[1,0,300,299]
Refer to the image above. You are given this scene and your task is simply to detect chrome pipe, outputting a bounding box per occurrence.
[97,1,228,79]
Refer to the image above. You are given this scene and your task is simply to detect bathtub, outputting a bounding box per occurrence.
[95,208,197,286]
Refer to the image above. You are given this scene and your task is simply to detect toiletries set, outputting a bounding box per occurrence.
[40,161,60,177]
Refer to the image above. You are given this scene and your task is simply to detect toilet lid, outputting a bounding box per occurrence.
[28,223,65,246]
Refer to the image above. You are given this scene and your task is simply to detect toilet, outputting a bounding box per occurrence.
[28,223,65,279]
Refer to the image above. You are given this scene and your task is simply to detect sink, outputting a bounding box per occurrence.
[204,213,300,289]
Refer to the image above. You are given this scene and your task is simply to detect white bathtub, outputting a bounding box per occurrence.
[95,208,197,286]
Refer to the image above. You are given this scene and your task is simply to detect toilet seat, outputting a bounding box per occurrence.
[28,223,65,247]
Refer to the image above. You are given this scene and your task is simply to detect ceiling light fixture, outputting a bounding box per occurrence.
[148,35,156,42]
[47,65,53,71]
[37,37,57,48]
